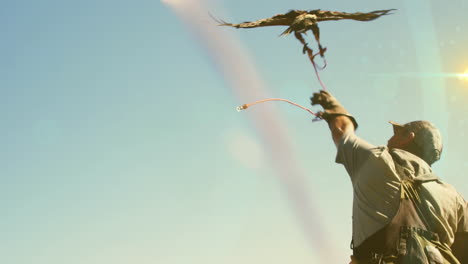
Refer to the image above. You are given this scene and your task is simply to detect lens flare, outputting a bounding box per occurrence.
[162,0,337,262]
[458,69,468,81]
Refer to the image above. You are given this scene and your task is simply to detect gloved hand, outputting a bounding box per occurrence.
[310,90,348,114]
[310,90,358,129]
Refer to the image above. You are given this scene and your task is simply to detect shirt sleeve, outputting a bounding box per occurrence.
[458,201,468,233]
[335,132,380,182]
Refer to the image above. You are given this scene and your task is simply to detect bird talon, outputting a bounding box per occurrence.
[318,45,327,57]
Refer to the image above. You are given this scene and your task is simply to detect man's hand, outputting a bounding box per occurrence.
[310,90,358,146]
[310,90,348,115]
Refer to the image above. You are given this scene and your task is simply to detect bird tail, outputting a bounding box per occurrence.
[280,26,293,36]
[209,12,233,27]
[372,9,397,16]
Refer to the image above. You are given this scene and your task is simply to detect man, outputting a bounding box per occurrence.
[310,90,468,263]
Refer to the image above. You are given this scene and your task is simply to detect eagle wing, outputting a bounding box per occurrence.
[216,10,307,28]
[313,9,396,22]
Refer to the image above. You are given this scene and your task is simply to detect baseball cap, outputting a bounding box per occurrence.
[388,120,443,165]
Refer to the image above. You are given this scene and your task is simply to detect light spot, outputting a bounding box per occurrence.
[225,129,264,170]
[457,69,468,81]
[161,0,199,7]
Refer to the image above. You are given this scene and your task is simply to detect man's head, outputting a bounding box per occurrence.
[387,120,443,165]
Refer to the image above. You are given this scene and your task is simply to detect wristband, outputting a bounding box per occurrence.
[320,112,359,130]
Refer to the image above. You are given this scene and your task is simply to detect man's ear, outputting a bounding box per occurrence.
[403,132,415,145]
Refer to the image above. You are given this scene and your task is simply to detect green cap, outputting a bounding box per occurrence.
[389,120,443,165]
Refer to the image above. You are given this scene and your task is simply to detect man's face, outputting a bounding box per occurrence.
[387,126,412,149]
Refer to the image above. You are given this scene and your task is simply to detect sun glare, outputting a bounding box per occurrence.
[160,0,190,7]
[458,69,468,81]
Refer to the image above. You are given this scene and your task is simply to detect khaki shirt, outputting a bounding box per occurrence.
[336,132,468,248]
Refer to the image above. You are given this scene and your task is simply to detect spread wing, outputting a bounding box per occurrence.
[215,10,307,28]
[313,9,396,22]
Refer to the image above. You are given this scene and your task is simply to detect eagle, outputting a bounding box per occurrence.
[216,9,395,64]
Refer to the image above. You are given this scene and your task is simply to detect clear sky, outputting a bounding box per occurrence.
[2,0,468,263]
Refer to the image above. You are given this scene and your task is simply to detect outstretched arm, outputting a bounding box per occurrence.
[310,90,358,147]
[326,115,356,147]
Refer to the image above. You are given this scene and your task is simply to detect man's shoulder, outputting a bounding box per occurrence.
[336,132,394,166]
[432,180,466,201]
[338,132,387,154]
[390,150,465,201]
[389,148,433,175]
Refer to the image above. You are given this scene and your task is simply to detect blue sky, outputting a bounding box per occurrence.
[2,0,468,263]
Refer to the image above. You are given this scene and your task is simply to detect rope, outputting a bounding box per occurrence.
[237,98,320,118]
[236,32,328,118]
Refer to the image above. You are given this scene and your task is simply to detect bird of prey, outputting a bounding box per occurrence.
[216,9,395,67]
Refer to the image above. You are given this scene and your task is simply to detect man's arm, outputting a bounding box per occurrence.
[310,90,358,147]
[327,115,356,147]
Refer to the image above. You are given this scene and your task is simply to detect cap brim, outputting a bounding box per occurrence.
[389,121,405,133]
[388,121,404,127]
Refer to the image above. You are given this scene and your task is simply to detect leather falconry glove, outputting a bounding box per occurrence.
[310,90,358,130]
